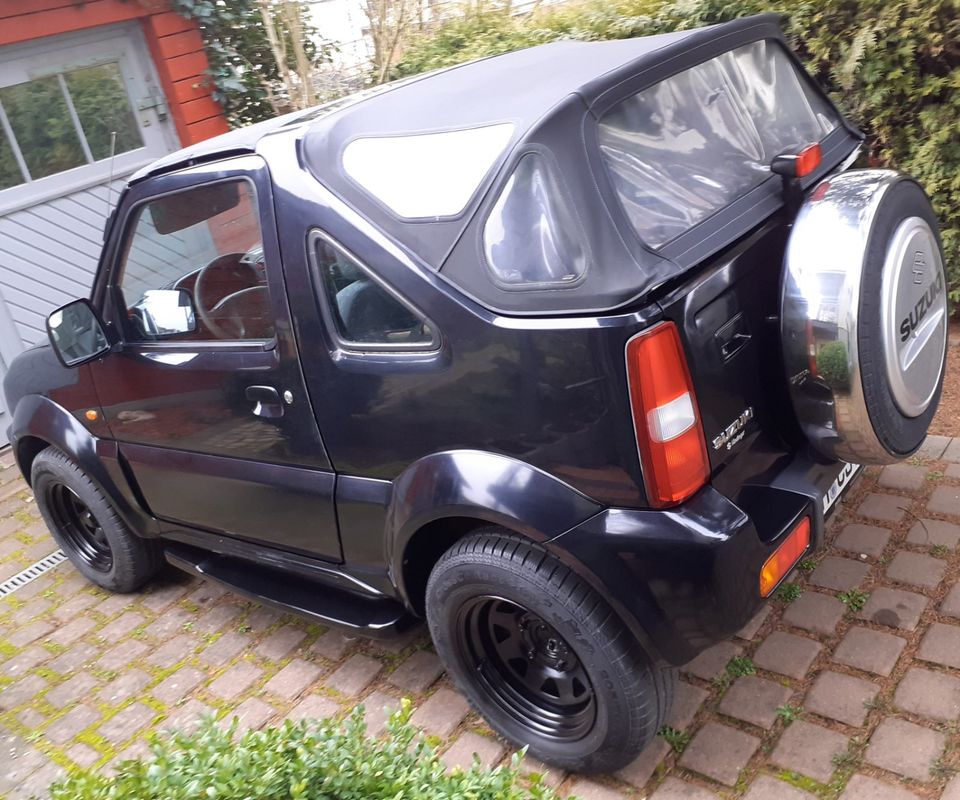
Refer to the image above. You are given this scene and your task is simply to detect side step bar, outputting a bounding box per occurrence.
[164,544,418,639]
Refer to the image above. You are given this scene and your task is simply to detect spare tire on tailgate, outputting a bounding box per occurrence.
[781,170,948,464]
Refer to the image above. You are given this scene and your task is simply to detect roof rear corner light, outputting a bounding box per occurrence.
[771,142,822,179]
[626,322,709,508]
[772,142,822,212]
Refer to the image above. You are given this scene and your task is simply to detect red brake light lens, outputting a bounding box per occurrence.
[626,322,709,507]
[795,143,822,178]
[760,516,811,597]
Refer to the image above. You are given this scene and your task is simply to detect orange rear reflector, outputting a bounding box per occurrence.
[760,516,811,597]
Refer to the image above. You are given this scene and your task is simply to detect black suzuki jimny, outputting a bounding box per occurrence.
[2,14,949,772]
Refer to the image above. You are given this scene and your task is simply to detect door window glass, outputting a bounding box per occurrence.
[313,235,437,349]
[0,62,144,187]
[118,179,273,343]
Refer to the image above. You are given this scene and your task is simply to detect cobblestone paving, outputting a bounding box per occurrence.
[6,439,960,798]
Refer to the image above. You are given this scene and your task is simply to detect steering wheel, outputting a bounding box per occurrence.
[194,253,263,340]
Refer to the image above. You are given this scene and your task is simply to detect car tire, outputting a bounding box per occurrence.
[781,171,948,463]
[425,527,673,774]
[31,447,162,593]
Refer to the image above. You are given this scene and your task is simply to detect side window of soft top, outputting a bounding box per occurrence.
[311,233,438,351]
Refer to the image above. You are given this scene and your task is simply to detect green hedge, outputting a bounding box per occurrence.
[394,0,960,299]
[49,700,561,800]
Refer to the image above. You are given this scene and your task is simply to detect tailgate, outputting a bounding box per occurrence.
[658,218,799,477]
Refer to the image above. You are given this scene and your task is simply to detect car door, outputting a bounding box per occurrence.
[89,155,341,561]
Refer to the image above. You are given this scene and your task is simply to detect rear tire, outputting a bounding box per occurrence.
[32,448,162,593]
[425,528,673,773]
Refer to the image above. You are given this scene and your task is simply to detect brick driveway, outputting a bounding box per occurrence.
[4,441,960,799]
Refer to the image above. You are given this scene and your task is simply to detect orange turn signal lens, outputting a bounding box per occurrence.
[760,516,811,597]
[85,409,98,422]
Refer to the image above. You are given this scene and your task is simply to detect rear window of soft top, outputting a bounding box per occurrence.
[598,39,839,248]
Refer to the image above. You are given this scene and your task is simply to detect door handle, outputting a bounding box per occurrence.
[245,385,283,418]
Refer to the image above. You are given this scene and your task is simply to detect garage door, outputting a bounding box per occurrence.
[0,23,180,351]
[0,285,19,445]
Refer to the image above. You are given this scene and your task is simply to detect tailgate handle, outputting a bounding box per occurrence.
[716,313,751,361]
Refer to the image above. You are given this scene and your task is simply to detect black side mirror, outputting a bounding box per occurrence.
[47,299,110,367]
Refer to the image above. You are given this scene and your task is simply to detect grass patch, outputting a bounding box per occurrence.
[658,726,691,754]
[838,589,869,612]
[775,704,804,723]
[776,583,803,603]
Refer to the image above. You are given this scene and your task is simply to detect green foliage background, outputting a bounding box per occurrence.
[393,0,960,298]
[170,0,330,127]
[50,701,562,800]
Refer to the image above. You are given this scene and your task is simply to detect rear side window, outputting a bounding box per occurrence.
[313,234,438,350]
[599,39,839,248]
[483,152,588,288]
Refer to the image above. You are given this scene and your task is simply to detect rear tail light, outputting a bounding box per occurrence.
[760,516,811,597]
[626,322,709,507]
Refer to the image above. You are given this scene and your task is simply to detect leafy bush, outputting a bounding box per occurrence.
[816,340,850,391]
[49,700,561,800]
[394,0,960,298]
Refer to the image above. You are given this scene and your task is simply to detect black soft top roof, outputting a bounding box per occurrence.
[134,14,860,315]
[302,13,858,315]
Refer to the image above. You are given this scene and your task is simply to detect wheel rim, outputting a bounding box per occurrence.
[46,484,112,572]
[455,595,596,741]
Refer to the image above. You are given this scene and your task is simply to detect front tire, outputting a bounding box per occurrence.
[32,448,162,593]
[425,528,673,773]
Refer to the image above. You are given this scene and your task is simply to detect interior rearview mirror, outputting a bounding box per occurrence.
[135,289,197,339]
[47,299,110,367]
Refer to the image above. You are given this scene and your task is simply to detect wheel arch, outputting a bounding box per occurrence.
[386,450,603,613]
[10,394,158,537]
[14,433,50,485]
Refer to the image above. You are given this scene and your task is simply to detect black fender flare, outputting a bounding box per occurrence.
[384,449,603,606]
[10,394,159,538]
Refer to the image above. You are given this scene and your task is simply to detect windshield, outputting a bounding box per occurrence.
[598,39,839,248]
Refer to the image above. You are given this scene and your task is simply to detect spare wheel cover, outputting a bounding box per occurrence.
[781,170,947,464]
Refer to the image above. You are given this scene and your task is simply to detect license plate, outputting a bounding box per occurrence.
[822,462,861,515]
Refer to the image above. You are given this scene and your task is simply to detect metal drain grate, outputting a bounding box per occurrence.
[0,550,67,598]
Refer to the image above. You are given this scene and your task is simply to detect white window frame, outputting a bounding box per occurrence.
[0,24,179,216]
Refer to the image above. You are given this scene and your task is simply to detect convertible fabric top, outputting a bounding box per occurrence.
[133,14,861,316]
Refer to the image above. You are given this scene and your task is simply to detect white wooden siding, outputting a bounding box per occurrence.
[0,175,127,344]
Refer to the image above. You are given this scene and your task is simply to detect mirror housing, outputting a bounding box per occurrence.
[47,299,110,367]
[134,288,197,339]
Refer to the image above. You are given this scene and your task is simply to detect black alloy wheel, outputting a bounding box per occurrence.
[426,528,673,773]
[456,595,596,741]
[31,447,162,593]
[46,483,113,572]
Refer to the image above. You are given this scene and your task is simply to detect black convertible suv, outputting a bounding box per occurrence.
[2,14,948,772]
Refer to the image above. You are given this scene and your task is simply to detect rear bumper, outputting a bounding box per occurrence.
[547,449,861,666]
